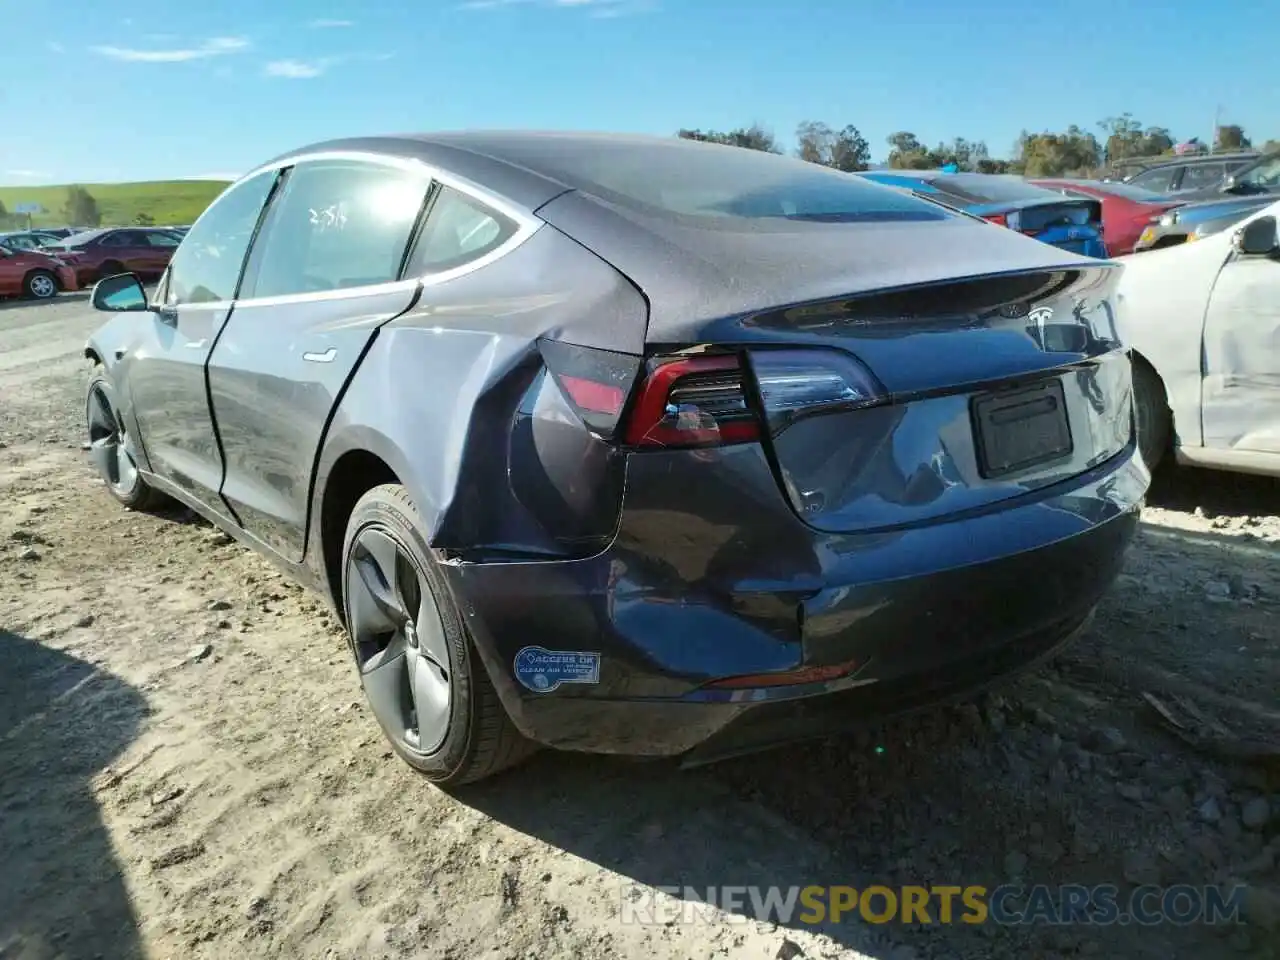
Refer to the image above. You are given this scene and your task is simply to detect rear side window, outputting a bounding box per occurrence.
[1177,163,1225,191]
[143,231,181,247]
[477,135,949,224]
[1127,166,1177,194]
[405,185,518,275]
[246,160,430,299]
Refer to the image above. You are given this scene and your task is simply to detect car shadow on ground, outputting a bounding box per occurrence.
[456,469,1277,958]
[0,629,150,959]
[1147,462,1278,518]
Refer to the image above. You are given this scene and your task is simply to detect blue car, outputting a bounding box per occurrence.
[859,171,1109,258]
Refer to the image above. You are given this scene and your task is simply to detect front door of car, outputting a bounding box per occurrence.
[1200,212,1280,455]
[98,230,146,272]
[123,169,281,514]
[206,157,432,562]
[137,230,179,274]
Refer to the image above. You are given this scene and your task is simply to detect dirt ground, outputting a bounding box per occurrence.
[1,294,1277,960]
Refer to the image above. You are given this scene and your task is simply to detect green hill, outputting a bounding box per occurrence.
[0,180,231,229]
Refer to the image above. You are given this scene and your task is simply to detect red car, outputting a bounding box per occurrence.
[48,227,181,287]
[0,243,78,300]
[1028,179,1184,256]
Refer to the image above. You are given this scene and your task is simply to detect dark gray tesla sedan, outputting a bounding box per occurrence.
[84,132,1148,786]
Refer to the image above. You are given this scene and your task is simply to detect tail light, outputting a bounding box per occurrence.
[537,338,642,441]
[983,211,1037,236]
[749,349,884,435]
[541,339,886,450]
[624,354,759,447]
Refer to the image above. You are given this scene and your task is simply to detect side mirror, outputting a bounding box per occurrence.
[91,272,150,312]
[1233,216,1278,256]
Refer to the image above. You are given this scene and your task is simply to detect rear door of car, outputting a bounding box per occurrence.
[205,155,434,561]
[1199,209,1280,456]
[97,230,144,272]
[139,229,180,273]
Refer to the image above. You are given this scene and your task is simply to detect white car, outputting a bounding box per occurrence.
[1115,198,1280,478]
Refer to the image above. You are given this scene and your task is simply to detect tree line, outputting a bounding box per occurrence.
[678,114,1279,177]
[0,186,155,230]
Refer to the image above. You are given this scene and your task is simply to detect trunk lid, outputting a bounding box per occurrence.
[539,192,1133,535]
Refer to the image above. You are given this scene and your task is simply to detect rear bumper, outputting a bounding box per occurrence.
[446,442,1147,759]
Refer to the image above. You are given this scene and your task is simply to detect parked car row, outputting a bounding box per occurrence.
[0,225,185,299]
[5,152,1275,302]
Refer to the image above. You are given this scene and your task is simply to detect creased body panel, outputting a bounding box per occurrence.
[1200,256,1280,455]
[314,223,649,563]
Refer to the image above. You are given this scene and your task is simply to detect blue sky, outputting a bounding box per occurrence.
[1,0,1275,186]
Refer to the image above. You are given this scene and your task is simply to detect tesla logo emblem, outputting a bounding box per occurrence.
[1028,307,1054,323]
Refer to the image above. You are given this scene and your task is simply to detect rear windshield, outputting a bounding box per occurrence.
[489,136,952,224]
[1085,181,1170,202]
[931,175,1064,206]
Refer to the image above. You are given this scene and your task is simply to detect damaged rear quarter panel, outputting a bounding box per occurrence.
[312,222,649,564]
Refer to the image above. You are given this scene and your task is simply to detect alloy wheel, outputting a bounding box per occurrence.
[28,273,56,299]
[346,525,453,755]
[87,384,140,496]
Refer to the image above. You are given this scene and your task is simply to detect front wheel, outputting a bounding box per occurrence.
[25,269,58,300]
[341,484,535,786]
[86,368,165,510]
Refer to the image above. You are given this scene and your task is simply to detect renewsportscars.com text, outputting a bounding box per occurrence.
[620,883,1246,927]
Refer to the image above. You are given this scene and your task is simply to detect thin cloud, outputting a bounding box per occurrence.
[264,58,330,79]
[47,41,65,54]
[92,36,250,63]
[4,169,52,180]
[309,18,355,28]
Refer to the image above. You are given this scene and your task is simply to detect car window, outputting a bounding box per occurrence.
[404,185,519,275]
[1127,166,1177,194]
[1237,155,1280,189]
[246,160,430,299]
[166,170,279,306]
[97,232,126,247]
[1178,164,1226,191]
[143,231,181,248]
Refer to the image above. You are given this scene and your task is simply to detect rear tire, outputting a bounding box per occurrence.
[341,483,535,787]
[1132,357,1171,474]
[24,269,58,300]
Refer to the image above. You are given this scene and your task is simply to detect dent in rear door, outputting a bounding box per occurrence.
[1199,240,1280,454]
[206,158,433,562]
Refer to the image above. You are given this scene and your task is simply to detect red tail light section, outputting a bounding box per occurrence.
[624,355,760,447]
[983,214,1008,228]
[537,339,642,441]
[540,339,886,450]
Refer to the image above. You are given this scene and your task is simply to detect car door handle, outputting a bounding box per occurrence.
[185,339,208,350]
[303,347,337,363]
